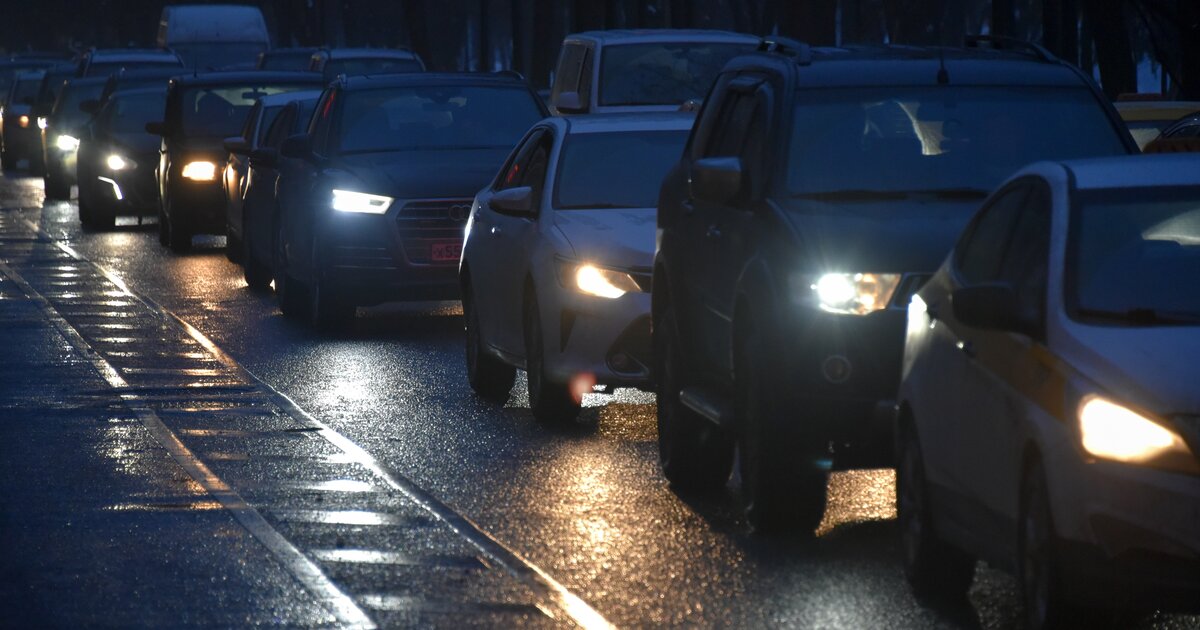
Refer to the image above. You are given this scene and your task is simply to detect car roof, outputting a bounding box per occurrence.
[62,76,110,89]
[15,70,46,81]
[87,49,179,61]
[1060,154,1200,190]
[170,70,322,87]
[562,112,695,134]
[266,47,318,55]
[336,72,529,90]
[566,29,760,45]
[108,67,184,82]
[108,86,167,100]
[255,89,322,106]
[319,48,420,60]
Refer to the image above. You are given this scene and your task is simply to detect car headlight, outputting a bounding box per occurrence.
[558,261,642,299]
[55,135,80,151]
[1078,396,1197,472]
[181,160,217,181]
[37,116,47,130]
[107,154,134,171]
[793,272,902,315]
[331,189,393,214]
[18,115,30,128]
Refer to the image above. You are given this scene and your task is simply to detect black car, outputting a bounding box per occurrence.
[271,72,546,328]
[234,95,321,290]
[77,87,168,229]
[94,67,184,108]
[146,71,323,251]
[42,76,107,199]
[76,48,183,78]
[2,70,46,171]
[0,57,59,108]
[652,37,1138,533]
[309,48,425,82]
[221,89,322,263]
[257,48,319,72]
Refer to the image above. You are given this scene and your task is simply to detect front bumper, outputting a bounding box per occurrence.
[95,169,159,216]
[542,287,653,389]
[166,179,225,234]
[46,147,78,184]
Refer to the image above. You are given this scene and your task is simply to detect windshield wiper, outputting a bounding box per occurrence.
[792,188,989,201]
[1076,307,1200,326]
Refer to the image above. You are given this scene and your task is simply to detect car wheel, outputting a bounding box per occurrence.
[1019,461,1082,630]
[464,283,516,401]
[241,213,271,291]
[897,421,975,603]
[656,306,733,491]
[225,222,242,263]
[44,172,70,200]
[79,191,96,229]
[157,204,170,246]
[524,290,579,424]
[167,211,191,252]
[737,327,828,535]
[273,219,306,319]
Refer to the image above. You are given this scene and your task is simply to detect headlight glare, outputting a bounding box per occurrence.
[331,189,393,214]
[1079,397,1194,468]
[797,272,902,315]
[557,261,641,299]
[37,116,47,130]
[106,154,132,171]
[18,115,30,128]
[55,135,80,151]
[181,160,217,181]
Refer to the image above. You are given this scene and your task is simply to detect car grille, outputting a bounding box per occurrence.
[395,199,472,265]
[891,273,933,309]
[331,245,397,272]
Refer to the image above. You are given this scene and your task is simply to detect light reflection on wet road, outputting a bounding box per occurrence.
[5,174,1196,628]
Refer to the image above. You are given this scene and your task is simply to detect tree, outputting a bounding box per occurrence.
[1084,0,1137,97]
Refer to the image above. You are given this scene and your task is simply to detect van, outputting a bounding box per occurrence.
[158,4,271,71]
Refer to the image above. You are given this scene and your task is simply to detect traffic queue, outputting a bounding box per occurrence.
[1,15,1197,629]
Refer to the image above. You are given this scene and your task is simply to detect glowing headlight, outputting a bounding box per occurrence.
[796,272,902,315]
[18,115,30,128]
[570,263,641,299]
[331,189,393,214]
[1079,397,1194,467]
[181,161,217,181]
[55,135,80,151]
[106,154,132,171]
[37,116,47,130]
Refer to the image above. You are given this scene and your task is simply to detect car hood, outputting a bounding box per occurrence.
[553,207,656,270]
[778,198,980,272]
[175,136,225,157]
[1061,324,1200,415]
[112,131,160,154]
[339,148,510,200]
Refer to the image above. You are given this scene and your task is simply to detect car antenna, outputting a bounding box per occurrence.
[936,8,949,85]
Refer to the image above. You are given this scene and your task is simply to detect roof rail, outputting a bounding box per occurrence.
[963,35,1055,62]
[758,36,812,65]
[492,69,526,82]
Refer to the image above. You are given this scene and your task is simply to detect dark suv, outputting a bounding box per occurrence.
[652,37,1137,533]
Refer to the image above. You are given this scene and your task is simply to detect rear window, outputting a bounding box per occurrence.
[554,130,688,209]
[336,85,541,153]
[180,84,314,137]
[261,52,314,72]
[105,91,168,134]
[172,44,268,72]
[599,42,751,107]
[85,59,182,78]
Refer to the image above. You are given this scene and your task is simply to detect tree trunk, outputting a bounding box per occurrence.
[403,0,432,67]
[1083,0,1136,98]
[777,0,837,45]
[1180,0,1200,99]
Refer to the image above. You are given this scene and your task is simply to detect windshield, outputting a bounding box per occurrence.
[787,87,1129,197]
[262,52,314,72]
[555,130,688,209]
[180,84,313,137]
[336,85,542,153]
[600,42,751,106]
[1069,187,1200,325]
[85,60,182,78]
[324,57,422,78]
[51,83,105,127]
[105,91,168,134]
[172,43,267,71]
[10,76,43,104]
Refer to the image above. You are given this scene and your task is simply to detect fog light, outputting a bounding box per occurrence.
[822,355,852,384]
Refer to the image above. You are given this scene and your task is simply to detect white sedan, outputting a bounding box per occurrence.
[460,113,692,422]
[896,154,1200,629]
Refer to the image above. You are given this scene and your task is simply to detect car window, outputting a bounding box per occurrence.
[711,92,756,157]
[263,106,295,149]
[239,102,261,141]
[552,44,587,100]
[999,183,1051,329]
[578,48,594,107]
[51,82,105,128]
[324,57,422,78]
[955,184,1030,285]
[688,72,734,161]
[103,90,168,134]
[496,129,546,192]
[554,130,690,210]
[522,138,553,214]
[598,42,752,107]
[180,83,314,138]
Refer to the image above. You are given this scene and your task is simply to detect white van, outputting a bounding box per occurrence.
[158,4,271,71]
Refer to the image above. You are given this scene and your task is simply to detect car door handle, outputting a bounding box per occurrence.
[956,340,976,358]
[706,225,722,240]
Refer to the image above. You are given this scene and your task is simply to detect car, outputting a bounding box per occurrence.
[233,95,321,290]
[32,62,78,137]
[896,153,1200,628]
[76,87,168,230]
[95,67,185,107]
[652,36,1138,533]
[221,90,321,262]
[257,48,320,72]
[1143,112,1200,154]
[157,4,271,71]
[1114,98,1200,150]
[41,76,108,199]
[1,70,46,171]
[145,71,323,251]
[461,113,691,419]
[271,72,546,329]
[76,48,184,78]
[308,47,426,82]
[0,57,59,108]
[549,29,759,115]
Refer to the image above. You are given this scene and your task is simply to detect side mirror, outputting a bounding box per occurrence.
[279,134,311,160]
[223,136,251,155]
[689,157,744,204]
[951,284,1021,331]
[145,121,168,136]
[249,147,279,167]
[553,90,584,114]
[491,186,534,215]
[79,99,99,115]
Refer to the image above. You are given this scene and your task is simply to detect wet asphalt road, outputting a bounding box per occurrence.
[2,173,1196,629]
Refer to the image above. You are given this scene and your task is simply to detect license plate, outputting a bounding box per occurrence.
[431,241,462,262]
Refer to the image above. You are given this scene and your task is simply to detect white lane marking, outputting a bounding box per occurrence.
[0,258,375,630]
[25,217,615,629]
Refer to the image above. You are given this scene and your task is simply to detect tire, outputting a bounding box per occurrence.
[157,205,169,247]
[225,221,242,263]
[273,219,307,319]
[242,213,272,291]
[897,422,975,603]
[44,172,70,200]
[737,327,828,534]
[464,283,516,401]
[165,201,191,252]
[655,306,734,491]
[524,290,580,424]
[308,271,354,331]
[79,191,96,229]
[1019,461,1084,630]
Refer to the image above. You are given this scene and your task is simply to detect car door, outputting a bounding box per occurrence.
[226,101,260,233]
[470,128,550,357]
[931,181,1032,541]
[277,92,331,280]
[245,105,295,263]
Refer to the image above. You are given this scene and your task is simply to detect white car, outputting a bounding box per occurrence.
[896,154,1200,629]
[460,113,692,422]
